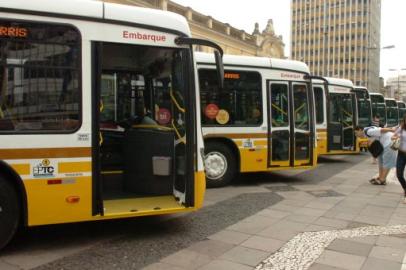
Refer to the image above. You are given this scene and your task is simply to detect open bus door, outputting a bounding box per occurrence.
[268,81,314,168]
[327,92,356,151]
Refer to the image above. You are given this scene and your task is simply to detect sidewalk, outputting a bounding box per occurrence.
[143,157,406,270]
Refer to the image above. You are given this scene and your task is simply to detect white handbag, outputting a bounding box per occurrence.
[390,138,400,151]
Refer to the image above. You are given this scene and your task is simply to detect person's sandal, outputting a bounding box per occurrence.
[369,178,378,184]
[370,178,386,185]
[369,178,380,184]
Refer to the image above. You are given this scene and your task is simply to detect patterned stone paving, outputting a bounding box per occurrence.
[256,225,406,270]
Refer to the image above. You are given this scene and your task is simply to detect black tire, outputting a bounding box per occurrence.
[204,142,237,188]
[0,178,20,250]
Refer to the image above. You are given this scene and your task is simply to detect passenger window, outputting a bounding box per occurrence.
[270,83,289,127]
[0,20,81,132]
[199,69,262,126]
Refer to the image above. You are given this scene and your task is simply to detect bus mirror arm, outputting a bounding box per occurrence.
[175,37,224,90]
[304,74,329,84]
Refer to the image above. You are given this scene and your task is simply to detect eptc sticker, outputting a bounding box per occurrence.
[33,159,55,178]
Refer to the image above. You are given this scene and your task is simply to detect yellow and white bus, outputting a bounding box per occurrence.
[196,53,317,187]
[0,0,224,248]
[312,78,358,156]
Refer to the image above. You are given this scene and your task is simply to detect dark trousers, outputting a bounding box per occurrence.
[396,151,406,194]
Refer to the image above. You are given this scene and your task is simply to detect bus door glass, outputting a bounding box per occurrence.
[269,82,290,167]
[341,94,356,149]
[328,93,355,151]
[268,82,312,167]
[292,83,311,165]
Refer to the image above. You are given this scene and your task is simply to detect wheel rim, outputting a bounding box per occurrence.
[205,151,228,180]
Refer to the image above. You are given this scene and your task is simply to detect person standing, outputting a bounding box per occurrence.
[355,125,397,185]
[392,115,406,203]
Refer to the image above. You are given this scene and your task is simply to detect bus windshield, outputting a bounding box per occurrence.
[386,100,399,127]
[357,99,371,127]
[371,95,386,125]
[353,90,371,128]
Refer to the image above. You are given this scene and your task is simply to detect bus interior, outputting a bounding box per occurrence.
[97,42,192,213]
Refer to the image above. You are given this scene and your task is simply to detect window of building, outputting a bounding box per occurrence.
[0,20,81,133]
[199,69,262,126]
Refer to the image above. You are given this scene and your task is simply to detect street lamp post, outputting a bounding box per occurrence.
[366,45,395,90]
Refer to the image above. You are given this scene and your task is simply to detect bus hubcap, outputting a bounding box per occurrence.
[205,152,227,180]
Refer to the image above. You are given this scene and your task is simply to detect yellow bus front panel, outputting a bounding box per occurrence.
[7,159,205,226]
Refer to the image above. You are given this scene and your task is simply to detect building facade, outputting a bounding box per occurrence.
[105,0,285,58]
[291,0,381,91]
[386,75,406,100]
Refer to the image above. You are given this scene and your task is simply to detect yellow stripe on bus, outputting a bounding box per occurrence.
[10,164,30,175]
[58,162,92,173]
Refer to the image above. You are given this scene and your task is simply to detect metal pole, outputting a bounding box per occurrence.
[398,72,400,99]
[323,0,328,76]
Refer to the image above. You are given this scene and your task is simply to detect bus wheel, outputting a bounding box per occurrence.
[0,178,20,249]
[204,142,237,188]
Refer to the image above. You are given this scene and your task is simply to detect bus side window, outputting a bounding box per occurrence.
[198,69,262,126]
[0,21,81,133]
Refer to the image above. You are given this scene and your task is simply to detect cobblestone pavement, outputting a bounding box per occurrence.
[1,154,406,270]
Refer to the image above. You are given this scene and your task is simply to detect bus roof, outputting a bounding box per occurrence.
[0,0,191,36]
[312,77,354,88]
[195,52,310,74]
[354,86,368,91]
[385,97,396,101]
[370,93,384,97]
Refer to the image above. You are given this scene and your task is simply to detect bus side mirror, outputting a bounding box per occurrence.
[214,50,224,90]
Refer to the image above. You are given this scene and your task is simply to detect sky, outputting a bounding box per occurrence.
[171,0,406,83]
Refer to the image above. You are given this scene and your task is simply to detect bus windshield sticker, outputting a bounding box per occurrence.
[157,108,171,125]
[216,110,230,125]
[205,104,219,119]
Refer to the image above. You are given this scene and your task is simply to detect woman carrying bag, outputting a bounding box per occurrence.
[355,125,397,185]
[392,114,406,204]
